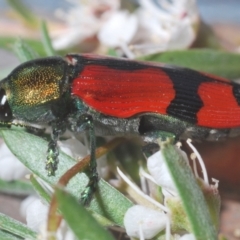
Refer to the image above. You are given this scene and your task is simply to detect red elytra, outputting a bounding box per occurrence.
[71,56,240,129]
[197,82,240,128]
[72,65,175,118]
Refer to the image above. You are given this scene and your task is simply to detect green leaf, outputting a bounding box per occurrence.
[6,0,38,28]
[31,171,115,228]
[140,49,240,79]
[0,179,34,196]
[0,213,37,240]
[0,229,22,240]
[107,48,118,57]
[91,211,115,227]
[31,174,115,227]
[55,188,115,240]
[41,21,56,56]
[30,175,51,203]
[0,37,47,57]
[161,141,217,240]
[12,39,39,62]
[0,129,133,226]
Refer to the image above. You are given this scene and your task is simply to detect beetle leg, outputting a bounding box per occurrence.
[46,120,66,176]
[75,114,98,205]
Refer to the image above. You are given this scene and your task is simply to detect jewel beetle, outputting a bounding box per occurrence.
[0,54,240,204]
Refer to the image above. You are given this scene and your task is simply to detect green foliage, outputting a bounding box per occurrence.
[0,179,34,196]
[0,213,37,240]
[40,21,56,56]
[55,188,115,240]
[140,49,240,79]
[161,141,217,240]
[0,129,133,227]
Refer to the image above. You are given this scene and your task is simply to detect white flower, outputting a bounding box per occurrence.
[21,196,48,232]
[147,147,189,196]
[0,139,29,181]
[147,150,176,194]
[117,167,171,239]
[124,205,167,239]
[53,0,120,50]
[21,196,76,239]
[98,11,138,48]
[121,139,219,239]
[186,139,209,185]
[127,0,199,56]
[53,0,199,57]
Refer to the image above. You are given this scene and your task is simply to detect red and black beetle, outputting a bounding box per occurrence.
[0,54,240,203]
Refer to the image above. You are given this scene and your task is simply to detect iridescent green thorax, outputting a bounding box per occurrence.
[1,57,71,122]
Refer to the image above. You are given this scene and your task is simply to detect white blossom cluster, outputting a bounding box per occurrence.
[121,140,218,240]
[53,0,199,58]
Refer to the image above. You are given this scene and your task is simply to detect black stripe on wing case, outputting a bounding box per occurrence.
[82,55,148,71]
[233,83,240,105]
[165,68,209,124]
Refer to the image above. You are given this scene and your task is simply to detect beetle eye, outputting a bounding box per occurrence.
[0,88,13,122]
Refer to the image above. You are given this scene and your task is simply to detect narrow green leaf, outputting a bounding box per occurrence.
[0,229,22,240]
[41,21,56,56]
[56,188,115,240]
[6,0,38,28]
[161,141,217,240]
[0,37,47,57]
[30,175,51,203]
[0,129,133,226]
[0,213,37,240]
[12,39,38,62]
[0,179,34,196]
[91,211,115,227]
[140,49,240,79]
[30,173,114,226]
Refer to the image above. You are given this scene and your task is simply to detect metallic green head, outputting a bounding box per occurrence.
[0,57,71,123]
